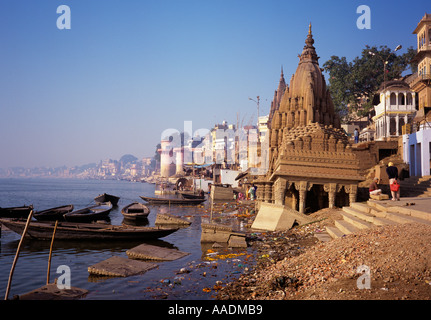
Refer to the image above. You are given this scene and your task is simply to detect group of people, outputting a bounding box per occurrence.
[369,162,400,201]
[236,184,257,201]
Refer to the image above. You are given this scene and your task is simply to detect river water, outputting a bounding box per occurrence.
[0,178,253,300]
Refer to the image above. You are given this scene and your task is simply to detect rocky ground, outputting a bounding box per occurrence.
[217,208,431,300]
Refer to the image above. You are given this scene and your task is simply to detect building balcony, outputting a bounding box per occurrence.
[406,72,431,89]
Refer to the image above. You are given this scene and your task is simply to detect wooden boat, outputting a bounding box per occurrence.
[0,205,34,218]
[140,195,206,205]
[121,202,150,221]
[179,191,205,200]
[63,202,112,222]
[94,193,120,206]
[0,219,179,241]
[33,205,74,221]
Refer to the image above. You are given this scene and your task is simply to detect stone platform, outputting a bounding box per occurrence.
[251,202,312,231]
[88,256,157,277]
[200,223,247,248]
[127,243,189,261]
[18,283,88,300]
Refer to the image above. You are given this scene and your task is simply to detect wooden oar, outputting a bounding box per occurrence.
[46,220,59,285]
[4,210,34,300]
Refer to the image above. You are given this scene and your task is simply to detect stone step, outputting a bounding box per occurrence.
[384,211,431,226]
[391,206,431,222]
[340,211,373,229]
[342,207,398,227]
[401,185,431,191]
[372,216,399,226]
[367,200,387,211]
[325,226,345,239]
[323,197,431,241]
[342,206,375,223]
[314,231,332,242]
[369,194,390,201]
[335,219,360,235]
[402,175,431,183]
[349,202,372,214]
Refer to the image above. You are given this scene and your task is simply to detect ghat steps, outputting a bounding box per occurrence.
[315,197,431,242]
[400,175,431,198]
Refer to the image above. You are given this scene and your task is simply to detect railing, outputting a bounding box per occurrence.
[406,72,431,87]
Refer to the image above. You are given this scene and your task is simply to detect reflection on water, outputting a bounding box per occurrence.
[0,178,252,300]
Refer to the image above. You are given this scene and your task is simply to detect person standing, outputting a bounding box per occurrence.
[386,162,400,201]
[248,185,255,200]
[354,128,359,144]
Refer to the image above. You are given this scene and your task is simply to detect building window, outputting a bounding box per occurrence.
[398,93,405,105]
[406,92,413,105]
[390,93,396,105]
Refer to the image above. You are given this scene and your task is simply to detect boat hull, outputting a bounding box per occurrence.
[140,196,206,205]
[179,192,205,200]
[64,203,112,222]
[0,219,179,241]
[33,205,74,221]
[0,205,34,218]
[121,202,150,221]
[94,193,120,206]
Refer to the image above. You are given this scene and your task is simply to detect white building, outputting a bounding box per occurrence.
[403,125,431,177]
[373,80,417,140]
[258,115,269,143]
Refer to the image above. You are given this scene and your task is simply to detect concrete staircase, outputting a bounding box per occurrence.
[400,175,431,198]
[316,199,431,241]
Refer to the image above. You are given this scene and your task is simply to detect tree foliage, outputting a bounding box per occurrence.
[323,45,416,122]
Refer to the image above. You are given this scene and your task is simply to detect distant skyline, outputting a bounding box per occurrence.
[0,0,428,169]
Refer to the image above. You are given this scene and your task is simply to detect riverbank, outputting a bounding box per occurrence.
[217,207,431,300]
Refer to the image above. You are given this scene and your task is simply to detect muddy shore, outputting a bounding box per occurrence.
[216,206,431,300]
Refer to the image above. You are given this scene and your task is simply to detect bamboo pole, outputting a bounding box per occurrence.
[210,197,214,223]
[4,210,34,300]
[46,220,59,285]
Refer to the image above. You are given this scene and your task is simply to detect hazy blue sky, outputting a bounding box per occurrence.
[0,0,428,168]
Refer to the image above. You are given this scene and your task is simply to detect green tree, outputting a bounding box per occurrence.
[323,45,416,122]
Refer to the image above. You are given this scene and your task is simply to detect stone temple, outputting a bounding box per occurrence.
[254,25,364,216]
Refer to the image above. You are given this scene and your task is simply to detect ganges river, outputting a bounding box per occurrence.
[0,178,255,300]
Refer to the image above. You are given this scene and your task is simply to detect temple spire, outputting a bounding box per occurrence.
[300,23,318,62]
[305,22,315,47]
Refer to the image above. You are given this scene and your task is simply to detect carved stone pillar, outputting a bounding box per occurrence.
[256,183,264,202]
[345,184,358,205]
[273,178,287,206]
[260,184,267,202]
[324,183,337,209]
[295,181,311,214]
[292,191,298,211]
[264,183,273,203]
